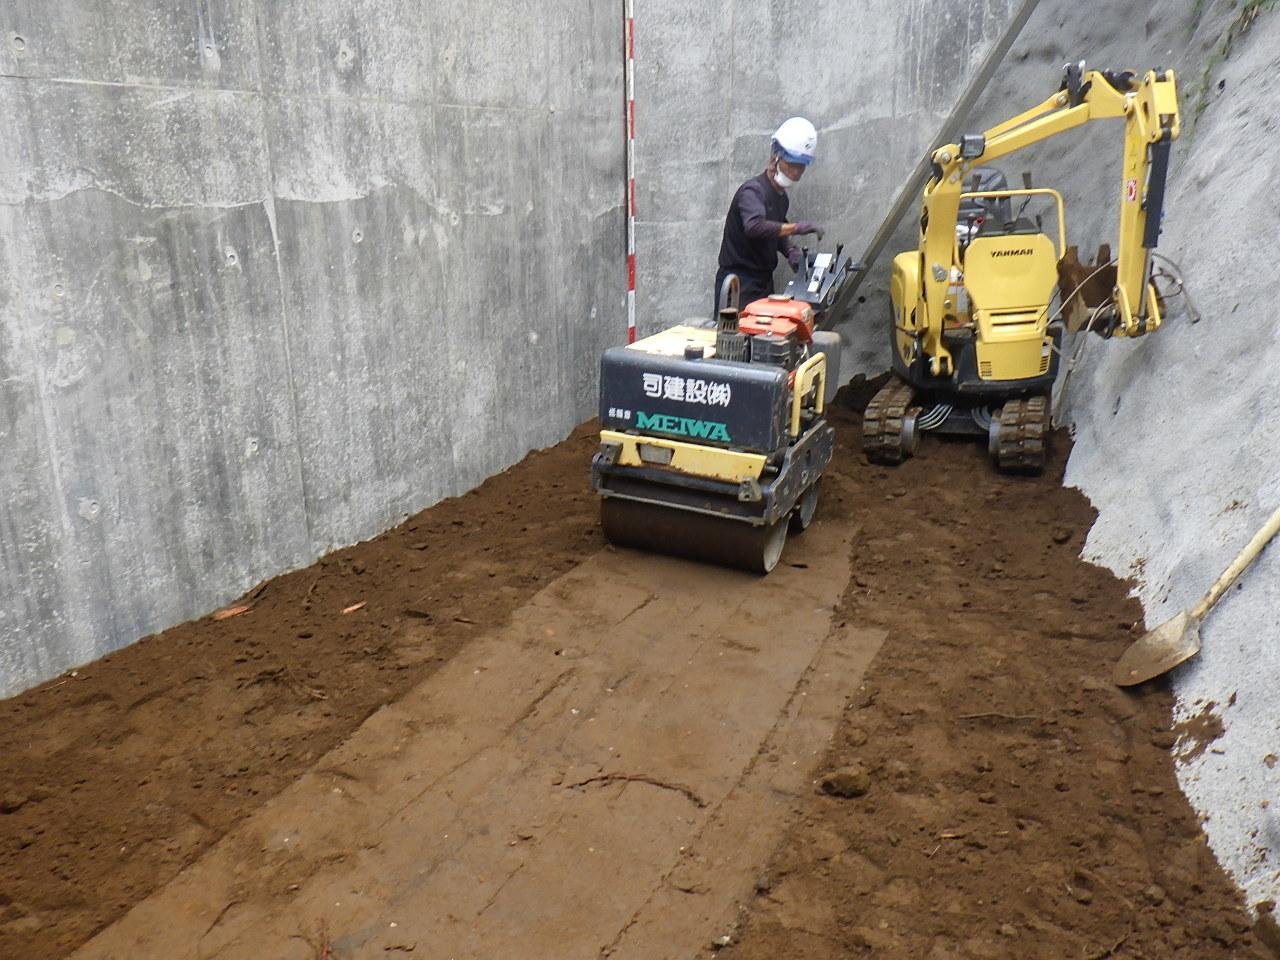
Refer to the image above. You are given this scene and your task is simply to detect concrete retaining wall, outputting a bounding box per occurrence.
[1,0,1028,699]
[0,1,624,697]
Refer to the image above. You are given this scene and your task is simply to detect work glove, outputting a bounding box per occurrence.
[786,246,803,271]
[793,221,824,241]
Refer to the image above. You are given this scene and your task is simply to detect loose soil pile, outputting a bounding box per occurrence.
[0,379,1268,959]
[727,377,1271,960]
[0,426,604,960]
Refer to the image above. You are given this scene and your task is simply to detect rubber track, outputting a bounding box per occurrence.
[995,395,1048,472]
[862,378,917,464]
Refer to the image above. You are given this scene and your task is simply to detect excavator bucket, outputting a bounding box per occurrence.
[1057,244,1116,332]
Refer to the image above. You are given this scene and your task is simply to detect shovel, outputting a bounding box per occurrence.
[1114,503,1280,686]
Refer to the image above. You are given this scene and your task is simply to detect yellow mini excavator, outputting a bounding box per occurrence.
[864,63,1181,471]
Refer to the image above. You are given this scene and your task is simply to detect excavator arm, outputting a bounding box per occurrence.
[916,65,1180,376]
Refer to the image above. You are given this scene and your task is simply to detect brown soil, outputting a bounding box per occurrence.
[727,376,1271,960]
[0,424,604,960]
[0,380,1269,959]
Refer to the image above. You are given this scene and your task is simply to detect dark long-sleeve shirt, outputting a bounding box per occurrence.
[717,173,793,277]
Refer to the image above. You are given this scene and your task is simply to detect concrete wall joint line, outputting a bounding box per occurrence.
[247,0,315,556]
[0,186,270,211]
[0,72,572,116]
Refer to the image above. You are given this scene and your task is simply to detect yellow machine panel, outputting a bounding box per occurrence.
[598,430,766,483]
[964,233,1057,381]
[964,233,1059,317]
[628,325,718,358]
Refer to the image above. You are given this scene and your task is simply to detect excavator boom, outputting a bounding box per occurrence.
[920,66,1179,371]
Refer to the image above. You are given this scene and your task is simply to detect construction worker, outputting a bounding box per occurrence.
[714,117,823,317]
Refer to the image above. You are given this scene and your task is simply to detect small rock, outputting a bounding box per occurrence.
[1072,887,1094,905]
[821,765,871,799]
[352,560,367,575]
[711,934,733,949]
[1052,527,1072,544]
[847,726,869,747]
[0,794,28,814]
[754,873,772,894]
[1207,917,1236,945]
[885,759,913,790]
[974,756,994,773]
[1144,884,1166,905]
[978,792,997,805]
[1151,731,1177,750]
[999,923,1017,938]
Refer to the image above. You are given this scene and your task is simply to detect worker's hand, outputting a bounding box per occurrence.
[793,221,824,241]
[786,246,803,271]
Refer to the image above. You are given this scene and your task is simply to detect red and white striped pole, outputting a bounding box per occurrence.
[624,0,637,344]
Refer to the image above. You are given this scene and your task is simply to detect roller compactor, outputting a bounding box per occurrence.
[592,253,859,573]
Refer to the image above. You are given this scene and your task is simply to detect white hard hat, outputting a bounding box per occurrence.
[771,117,817,165]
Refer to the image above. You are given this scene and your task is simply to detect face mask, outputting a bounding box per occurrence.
[774,166,796,190]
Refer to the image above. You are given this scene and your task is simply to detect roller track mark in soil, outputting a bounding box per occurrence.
[506,668,578,734]
[603,626,889,960]
[181,807,216,835]
[476,862,527,918]
[68,523,859,959]
[369,747,487,836]
[199,899,244,943]
[613,592,660,626]
[565,773,708,809]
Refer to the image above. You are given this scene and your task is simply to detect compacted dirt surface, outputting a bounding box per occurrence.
[0,426,605,959]
[0,378,1270,959]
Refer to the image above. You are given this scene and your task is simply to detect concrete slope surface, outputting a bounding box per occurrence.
[71,524,877,959]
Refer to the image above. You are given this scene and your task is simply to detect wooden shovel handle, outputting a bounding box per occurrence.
[1192,503,1280,620]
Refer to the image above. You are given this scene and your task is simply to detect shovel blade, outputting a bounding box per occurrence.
[1113,611,1202,687]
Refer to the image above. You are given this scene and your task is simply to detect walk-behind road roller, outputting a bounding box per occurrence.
[592,250,860,573]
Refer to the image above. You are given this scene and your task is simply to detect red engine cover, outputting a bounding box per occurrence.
[739,295,815,343]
